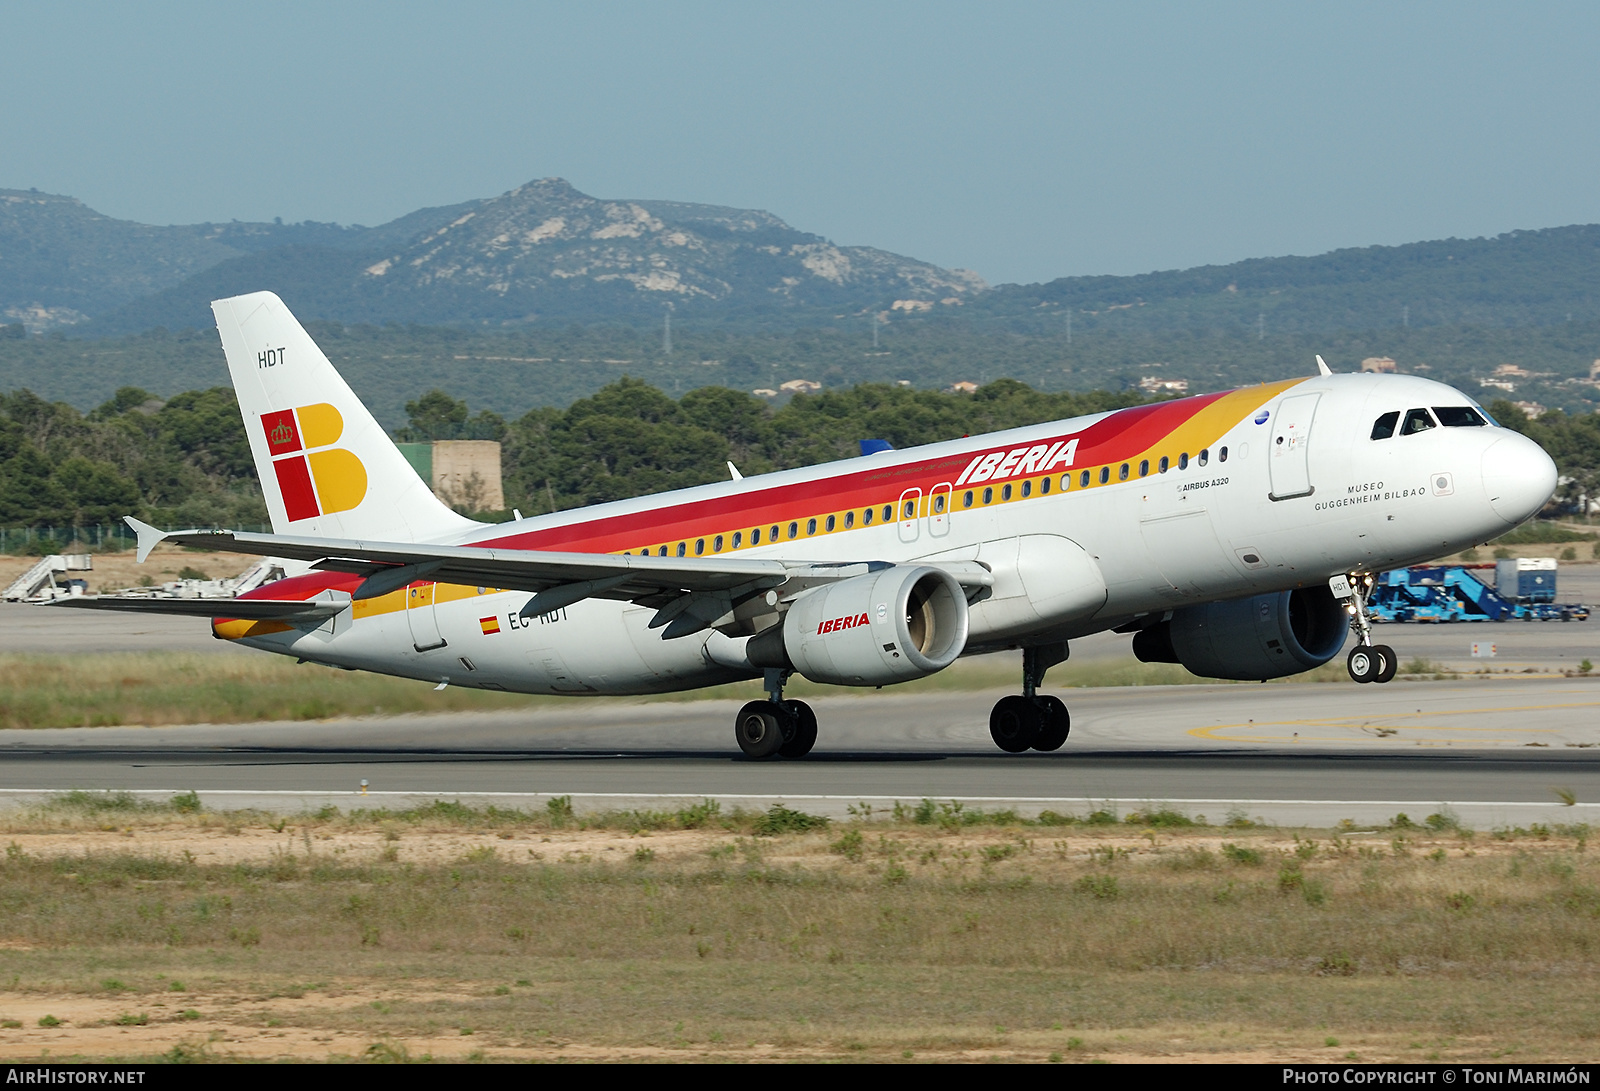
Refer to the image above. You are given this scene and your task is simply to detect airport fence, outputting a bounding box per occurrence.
[0,524,273,555]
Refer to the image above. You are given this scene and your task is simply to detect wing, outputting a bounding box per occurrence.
[124,519,993,639]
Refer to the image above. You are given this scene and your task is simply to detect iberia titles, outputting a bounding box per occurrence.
[953,438,1079,486]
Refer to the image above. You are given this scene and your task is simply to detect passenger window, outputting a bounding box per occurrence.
[862,508,874,525]
[1138,459,1149,477]
[732,531,742,548]
[1020,480,1031,498]
[825,514,835,532]
[1219,447,1228,463]
[1159,456,1169,473]
[963,491,973,508]
[713,535,723,552]
[1434,406,1487,428]
[1001,484,1013,500]
[982,487,993,504]
[1401,408,1436,435]
[769,525,779,541]
[1371,411,1399,440]
[844,511,855,528]
[751,528,761,545]
[695,539,705,555]
[1079,470,1090,487]
[1098,467,1109,484]
[1198,448,1209,466]
[1040,476,1051,494]
[806,518,817,535]
[788,522,798,539]
[882,505,893,522]
[1178,453,1189,470]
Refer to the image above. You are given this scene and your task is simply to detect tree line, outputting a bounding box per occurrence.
[0,378,1142,541]
[1,379,1594,551]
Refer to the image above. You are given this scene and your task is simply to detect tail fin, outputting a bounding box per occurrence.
[212,292,480,543]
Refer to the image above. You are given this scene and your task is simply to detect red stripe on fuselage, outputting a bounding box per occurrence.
[472,391,1231,556]
[237,389,1234,606]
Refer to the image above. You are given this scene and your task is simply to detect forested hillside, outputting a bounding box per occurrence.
[4,314,1600,427]
[964,225,1600,335]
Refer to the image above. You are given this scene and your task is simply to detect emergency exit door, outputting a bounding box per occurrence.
[406,583,448,652]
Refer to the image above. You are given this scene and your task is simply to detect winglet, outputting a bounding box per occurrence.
[1315,355,1332,376]
[124,517,167,564]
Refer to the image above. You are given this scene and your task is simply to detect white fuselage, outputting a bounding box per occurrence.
[229,373,1554,695]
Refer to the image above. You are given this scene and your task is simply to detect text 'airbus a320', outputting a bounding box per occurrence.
[62,292,1559,758]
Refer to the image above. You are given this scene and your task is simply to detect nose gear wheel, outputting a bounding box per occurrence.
[1333,573,1397,685]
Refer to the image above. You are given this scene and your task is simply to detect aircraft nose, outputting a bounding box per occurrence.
[1481,432,1558,525]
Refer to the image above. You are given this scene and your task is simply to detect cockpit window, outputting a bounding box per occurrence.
[1401,408,1436,435]
[1434,406,1487,428]
[1371,411,1399,440]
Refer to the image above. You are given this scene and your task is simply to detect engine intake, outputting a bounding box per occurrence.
[747,565,968,686]
[1133,587,1349,681]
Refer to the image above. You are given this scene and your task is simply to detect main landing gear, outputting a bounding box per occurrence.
[1333,573,1397,685]
[989,642,1072,754]
[734,669,818,760]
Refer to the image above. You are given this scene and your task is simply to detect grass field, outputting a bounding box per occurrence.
[0,794,1595,1062]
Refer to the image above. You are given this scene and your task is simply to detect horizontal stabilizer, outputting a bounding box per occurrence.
[48,596,346,621]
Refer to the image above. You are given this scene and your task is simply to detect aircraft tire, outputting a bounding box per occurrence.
[1346,646,1379,683]
[779,700,819,759]
[735,700,788,760]
[1372,644,1398,684]
[990,695,1042,753]
[1032,695,1070,752]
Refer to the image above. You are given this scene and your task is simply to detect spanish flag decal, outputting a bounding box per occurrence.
[260,403,368,521]
[479,616,501,635]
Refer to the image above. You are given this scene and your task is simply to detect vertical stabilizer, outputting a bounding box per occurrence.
[212,292,481,543]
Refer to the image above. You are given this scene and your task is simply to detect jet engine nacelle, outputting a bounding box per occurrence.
[747,565,969,686]
[1132,587,1349,681]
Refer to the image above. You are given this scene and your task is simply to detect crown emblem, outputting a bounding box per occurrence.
[270,421,292,446]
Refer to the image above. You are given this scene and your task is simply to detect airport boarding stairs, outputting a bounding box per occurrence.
[2,554,92,602]
[4,555,290,603]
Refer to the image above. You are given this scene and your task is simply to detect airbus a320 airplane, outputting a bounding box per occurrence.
[66,292,1559,758]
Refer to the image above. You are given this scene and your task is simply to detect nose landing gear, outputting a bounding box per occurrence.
[989,642,1072,753]
[1332,573,1397,684]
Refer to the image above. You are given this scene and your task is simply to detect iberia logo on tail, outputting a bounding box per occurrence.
[260,403,368,520]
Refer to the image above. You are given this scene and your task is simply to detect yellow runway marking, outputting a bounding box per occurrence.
[1188,698,1600,745]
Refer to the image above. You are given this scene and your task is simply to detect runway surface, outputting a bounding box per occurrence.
[2,676,1597,827]
[3,569,1596,826]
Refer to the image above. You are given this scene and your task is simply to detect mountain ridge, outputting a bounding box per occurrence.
[5,180,1600,340]
[1,180,985,334]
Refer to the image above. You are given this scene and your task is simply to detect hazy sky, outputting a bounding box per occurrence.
[4,2,1599,286]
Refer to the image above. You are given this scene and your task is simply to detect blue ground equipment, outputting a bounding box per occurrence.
[1369,560,1589,623]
